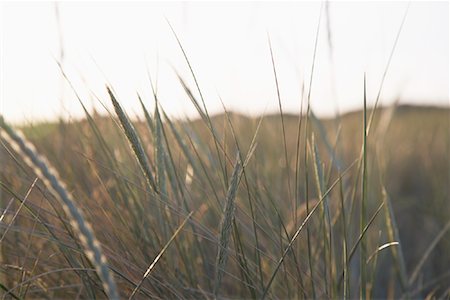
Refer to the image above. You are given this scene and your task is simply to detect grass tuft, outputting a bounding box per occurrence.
[0,116,119,300]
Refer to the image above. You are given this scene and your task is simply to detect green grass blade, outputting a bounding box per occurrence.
[214,154,243,297]
[107,87,158,193]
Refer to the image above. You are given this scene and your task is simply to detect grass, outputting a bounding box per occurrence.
[1,98,449,298]
[1,12,449,298]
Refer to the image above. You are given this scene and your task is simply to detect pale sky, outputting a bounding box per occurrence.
[1,1,449,123]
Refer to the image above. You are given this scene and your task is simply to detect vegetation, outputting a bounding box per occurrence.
[1,8,449,297]
[1,97,449,298]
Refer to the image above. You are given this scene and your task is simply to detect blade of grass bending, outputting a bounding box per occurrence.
[107,87,158,193]
[129,212,193,299]
[0,180,100,298]
[214,154,244,298]
[0,116,119,300]
[366,242,399,264]
[261,159,356,299]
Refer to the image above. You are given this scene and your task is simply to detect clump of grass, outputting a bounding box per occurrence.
[0,116,119,300]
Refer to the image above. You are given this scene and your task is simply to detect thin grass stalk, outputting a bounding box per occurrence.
[294,81,305,230]
[366,3,410,135]
[154,101,170,241]
[214,154,243,298]
[360,74,368,299]
[264,185,306,297]
[310,134,333,297]
[294,82,308,299]
[342,239,348,299]
[268,35,292,215]
[339,179,349,299]
[337,201,384,289]
[303,121,315,298]
[161,109,203,183]
[0,116,119,299]
[154,108,200,286]
[304,5,323,297]
[129,212,193,299]
[261,160,356,299]
[59,64,143,224]
[219,99,266,294]
[344,5,410,271]
[157,111,212,287]
[0,180,101,298]
[367,231,382,299]
[0,178,37,243]
[168,21,229,190]
[230,218,258,299]
[220,112,259,297]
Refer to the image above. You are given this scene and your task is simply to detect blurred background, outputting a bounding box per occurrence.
[1,1,448,123]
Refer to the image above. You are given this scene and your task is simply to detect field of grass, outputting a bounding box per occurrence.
[1,86,449,300]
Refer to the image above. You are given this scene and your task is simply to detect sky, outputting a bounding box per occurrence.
[1,1,449,123]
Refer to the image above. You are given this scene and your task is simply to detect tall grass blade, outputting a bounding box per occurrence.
[168,21,229,189]
[268,35,292,209]
[303,5,323,297]
[214,154,243,298]
[360,74,368,299]
[107,87,158,193]
[310,134,332,296]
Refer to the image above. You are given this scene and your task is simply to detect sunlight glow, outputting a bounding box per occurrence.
[1,1,448,123]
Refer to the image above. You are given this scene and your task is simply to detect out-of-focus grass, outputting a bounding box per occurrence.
[1,103,449,299]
